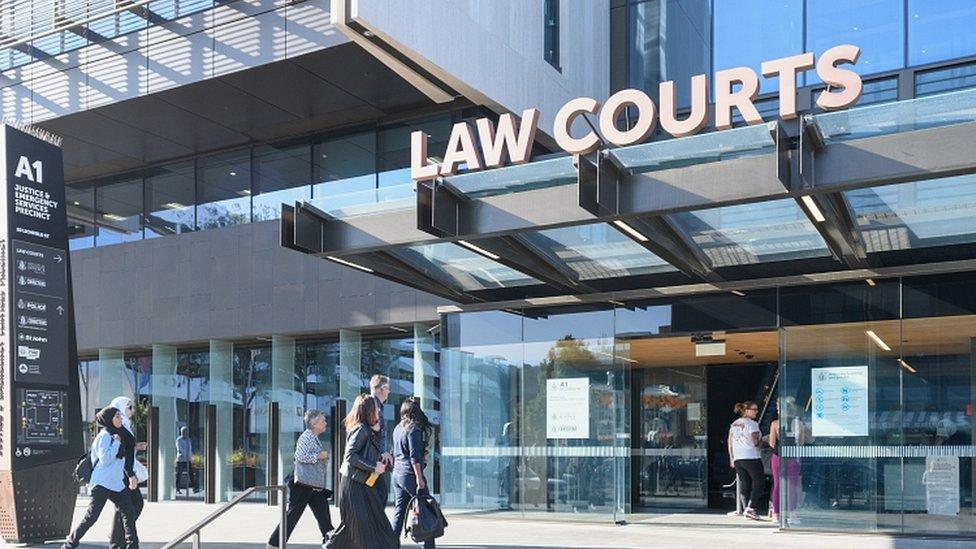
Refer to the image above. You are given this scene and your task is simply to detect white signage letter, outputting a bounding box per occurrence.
[14,156,34,182]
[762,52,815,120]
[660,74,709,137]
[476,108,540,169]
[439,122,483,177]
[714,67,763,130]
[553,97,601,155]
[410,131,439,182]
[599,89,657,147]
[816,44,863,111]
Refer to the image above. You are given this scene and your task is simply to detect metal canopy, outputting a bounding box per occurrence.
[282,88,976,304]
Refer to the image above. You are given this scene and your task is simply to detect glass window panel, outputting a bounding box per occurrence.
[177,0,213,17]
[845,174,976,253]
[196,150,251,229]
[233,346,272,495]
[146,161,195,238]
[806,0,904,83]
[312,130,376,200]
[668,199,830,267]
[908,0,976,67]
[377,115,452,188]
[148,0,178,20]
[95,176,144,245]
[174,349,209,498]
[916,61,976,97]
[252,143,311,222]
[396,243,539,291]
[527,222,675,280]
[781,320,902,532]
[544,0,560,69]
[714,0,802,93]
[66,184,95,250]
[628,0,711,106]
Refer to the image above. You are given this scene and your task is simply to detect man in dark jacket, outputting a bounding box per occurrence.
[370,374,393,503]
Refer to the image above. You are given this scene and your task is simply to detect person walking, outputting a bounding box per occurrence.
[390,397,435,548]
[175,426,194,496]
[370,374,394,503]
[107,396,146,549]
[324,394,397,549]
[266,409,333,548]
[728,400,764,520]
[62,407,140,549]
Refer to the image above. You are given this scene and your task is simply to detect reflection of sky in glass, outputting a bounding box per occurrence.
[253,186,311,221]
[196,197,250,229]
[806,0,904,83]
[845,174,976,253]
[713,0,802,93]
[669,199,829,267]
[529,223,674,280]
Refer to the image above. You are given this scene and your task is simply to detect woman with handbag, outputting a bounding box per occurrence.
[325,394,397,549]
[266,409,333,548]
[107,396,148,549]
[62,407,140,549]
[391,397,436,548]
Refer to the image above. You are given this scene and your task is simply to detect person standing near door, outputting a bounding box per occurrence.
[728,400,763,520]
[175,427,194,496]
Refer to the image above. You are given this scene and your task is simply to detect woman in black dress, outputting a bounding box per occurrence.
[325,394,397,549]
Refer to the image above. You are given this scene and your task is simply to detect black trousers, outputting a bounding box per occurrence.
[391,473,434,549]
[267,477,334,547]
[176,461,195,493]
[735,458,765,511]
[110,485,144,549]
[64,485,139,549]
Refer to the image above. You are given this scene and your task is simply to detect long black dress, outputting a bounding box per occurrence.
[325,424,397,549]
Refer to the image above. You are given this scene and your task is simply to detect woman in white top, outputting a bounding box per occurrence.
[728,400,763,520]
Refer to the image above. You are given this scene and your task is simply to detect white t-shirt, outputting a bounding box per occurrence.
[729,417,761,461]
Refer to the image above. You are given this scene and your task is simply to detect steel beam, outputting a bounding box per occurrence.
[462,234,596,294]
[798,192,868,269]
[620,216,718,281]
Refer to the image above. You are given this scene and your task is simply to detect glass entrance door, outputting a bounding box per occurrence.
[633,365,707,509]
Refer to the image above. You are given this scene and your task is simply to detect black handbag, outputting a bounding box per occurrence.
[74,454,97,485]
[403,491,448,543]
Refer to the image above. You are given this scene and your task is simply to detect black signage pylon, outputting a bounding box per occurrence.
[0,124,81,543]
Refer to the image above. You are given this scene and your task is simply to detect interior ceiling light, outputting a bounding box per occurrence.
[389,326,409,333]
[866,330,891,352]
[731,290,746,297]
[326,255,373,273]
[897,358,917,374]
[237,189,251,196]
[800,195,826,223]
[102,213,127,221]
[612,220,648,242]
[866,278,876,287]
[162,202,186,209]
[457,240,500,260]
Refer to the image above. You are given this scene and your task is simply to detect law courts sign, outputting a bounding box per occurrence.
[411,44,863,182]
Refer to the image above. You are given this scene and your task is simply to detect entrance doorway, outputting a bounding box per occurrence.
[622,330,779,512]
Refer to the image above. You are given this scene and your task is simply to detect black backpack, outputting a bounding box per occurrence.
[73,454,97,484]
[403,491,448,543]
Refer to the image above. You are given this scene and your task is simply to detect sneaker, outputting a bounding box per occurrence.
[744,508,759,520]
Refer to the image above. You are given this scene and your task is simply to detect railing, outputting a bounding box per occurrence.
[161,484,288,549]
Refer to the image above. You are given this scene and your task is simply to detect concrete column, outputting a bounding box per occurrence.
[151,344,177,500]
[96,348,126,408]
[209,340,234,502]
[272,335,297,479]
[339,329,362,403]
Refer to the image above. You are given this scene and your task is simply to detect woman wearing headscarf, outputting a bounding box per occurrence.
[107,396,146,549]
[62,407,140,549]
[324,394,397,549]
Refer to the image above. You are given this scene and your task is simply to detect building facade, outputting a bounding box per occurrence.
[5,0,976,539]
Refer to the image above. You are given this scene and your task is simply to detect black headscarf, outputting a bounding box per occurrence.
[96,407,121,434]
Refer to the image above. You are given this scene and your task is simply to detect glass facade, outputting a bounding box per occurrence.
[627,0,976,104]
[67,112,463,250]
[439,273,976,534]
[77,329,439,503]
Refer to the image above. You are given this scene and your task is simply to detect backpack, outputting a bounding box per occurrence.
[74,453,97,485]
[403,491,448,543]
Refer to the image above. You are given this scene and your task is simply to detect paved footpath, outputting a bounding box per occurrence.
[3,499,976,548]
